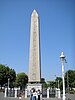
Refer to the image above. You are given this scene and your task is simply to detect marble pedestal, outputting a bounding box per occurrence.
[27,83,42,96]
[56,88,61,98]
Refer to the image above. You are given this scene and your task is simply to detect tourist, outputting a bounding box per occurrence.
[37,90,40,100]
[32,89,36,100]
[19,93,22,100]
[30,89,33,100]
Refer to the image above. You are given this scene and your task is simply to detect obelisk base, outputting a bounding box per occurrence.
[27,83,42,96]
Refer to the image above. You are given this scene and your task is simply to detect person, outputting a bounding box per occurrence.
[30,89,33,100]
[19,93,22,100]
[32,88,36,100]
[37,90,40,100]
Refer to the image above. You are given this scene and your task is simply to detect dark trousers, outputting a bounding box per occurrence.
[30,94,33,100]
[38,95,40,100]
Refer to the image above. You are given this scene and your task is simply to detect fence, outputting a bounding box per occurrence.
[42,88,56,98]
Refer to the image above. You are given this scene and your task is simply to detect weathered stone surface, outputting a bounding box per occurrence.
[28,10,41,83]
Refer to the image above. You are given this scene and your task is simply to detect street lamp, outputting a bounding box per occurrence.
[60,52,66,100]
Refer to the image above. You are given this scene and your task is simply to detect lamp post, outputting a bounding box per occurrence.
[67,71,69,93]
[8,78,10,89]
[60,52,66,100]
[58,80,59,89]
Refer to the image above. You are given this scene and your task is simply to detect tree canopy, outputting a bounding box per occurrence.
[65,70,75,88]
[0,64,16,88]
[15,72,28,90]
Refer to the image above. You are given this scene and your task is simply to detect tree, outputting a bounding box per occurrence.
[47,81,56,88]
[15,72,28,90]
[65,70,75,89]
[8,68,16,88]
[41,78,48,88]
[0,64,7,88]
[60,80,63,90]
[0,64,16,88]
[55,77,62,88]
[41,78,45,83]
[71,81,75,88]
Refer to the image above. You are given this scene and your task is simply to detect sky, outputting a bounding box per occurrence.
[0,0,75,81]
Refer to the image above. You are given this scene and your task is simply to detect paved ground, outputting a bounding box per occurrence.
[0,92,75,100]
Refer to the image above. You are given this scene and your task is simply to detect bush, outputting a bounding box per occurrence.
[0,89,5,92]
[69,90,75,94]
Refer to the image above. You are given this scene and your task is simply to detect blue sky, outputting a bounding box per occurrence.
[0,0,75,81]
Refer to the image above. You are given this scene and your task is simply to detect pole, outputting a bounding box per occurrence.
[54,75,57,88]
[58,80,59,89]
[8,78,9,89]
[67,71,69,93]
[62,61,65,100]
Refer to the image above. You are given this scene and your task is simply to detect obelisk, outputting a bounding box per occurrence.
[28,9,41,83]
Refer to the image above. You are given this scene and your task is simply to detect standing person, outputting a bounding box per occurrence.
[32,89,36,100]
[30,89,33,100]
[19,93,22,100]
[37,90,40,100]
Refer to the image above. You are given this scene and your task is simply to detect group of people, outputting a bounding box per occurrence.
[30,88,41,100]
[18,88,41,100]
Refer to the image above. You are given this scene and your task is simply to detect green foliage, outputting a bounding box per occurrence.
[43,82,48,88]
[55,77,62,88]
[60,80,63,90]
[55,77,62,83]
[15,72,28,90]
[0,64,16,88]
[65,70,75,89]
[41,78,45,83]
[0,64,7,87]
[47,77,62,89]
[71,81,75,88]
[69,90,75,94]
[47,81,56,88]
[41,78,48,88]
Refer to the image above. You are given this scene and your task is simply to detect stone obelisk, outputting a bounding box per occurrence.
[29,9,41,83]
[27,10,42,93]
